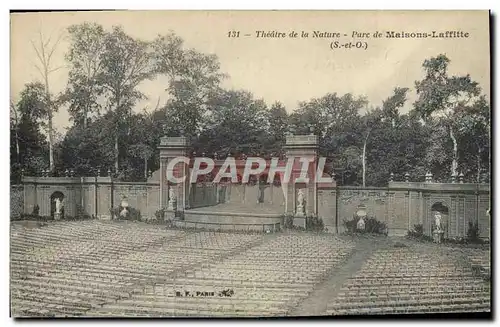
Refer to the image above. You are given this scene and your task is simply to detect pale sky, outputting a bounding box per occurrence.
[10,10,490,133]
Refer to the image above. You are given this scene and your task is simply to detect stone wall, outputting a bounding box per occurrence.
[225,184,285,206]
[188,183,221,209]
[318,186,411,235]
[16,175,490,239]
[10,185,24,218]
[20,176,160,220]
[317,187,337,233]
[112,182,160,220]
[317,182,490,238]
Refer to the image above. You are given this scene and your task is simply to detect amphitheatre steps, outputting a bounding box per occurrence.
[10,221,490,317]
[324,246,491,316]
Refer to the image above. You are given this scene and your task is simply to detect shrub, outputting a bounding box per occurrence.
[110,207,120,219]
[466,221,482,244]
[406,224,433,242]
[443,237,467,245]
[67,204,92,220]
[155,208,166,221]
[283,214,294,229]
[343,215,387,235]
[110,206,141,221]
[281,214,325,232]
[393,242,407,248]
[343,218,358,234]
[407,224,424,238]
[32,205,40,216]
[128,207,141,221]
[306,216,324,232]
[364,217,388,234]
[19,213,51,221]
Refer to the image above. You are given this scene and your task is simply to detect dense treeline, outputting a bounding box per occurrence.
[10,23,490,186]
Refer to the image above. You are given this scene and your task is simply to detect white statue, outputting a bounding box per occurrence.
[433,211,444,243]
[357,217,366,231]
[54,198,64,214]
[356,206,367,231]
[297,189,304,205]
[167,187,177,210]
[295,189,305,217]
[120,197,129,218]
[434,212,442,232]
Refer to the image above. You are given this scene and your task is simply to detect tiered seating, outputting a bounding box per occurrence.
[14,220,488,317]
[90,233,355,317]
[460,248,491,280]
[326,246,491,315]
[11,221,263,317]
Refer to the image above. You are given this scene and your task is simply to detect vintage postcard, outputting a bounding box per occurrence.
[9,10,491,318]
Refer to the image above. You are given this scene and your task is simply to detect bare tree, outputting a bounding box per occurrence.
[31,29,64,173]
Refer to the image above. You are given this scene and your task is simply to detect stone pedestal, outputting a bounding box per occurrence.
[293,217,306,229]
[165,210,176,222]
[433,230,444,243]
[54,212,61,220]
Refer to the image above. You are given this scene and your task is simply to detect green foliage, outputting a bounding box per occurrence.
[413,54,488,180]
[410,224,424,237]
[32,205,40,216]
[406,224,433,242]
[198,89,270,156]
[18,213,52,221]
[155,208,166,221]
[282,214,294,229]
[343,218,358,234]
[110,206,142,221]
[306,216,324,232]
[66,204,92,220]
[343,216,388,235]
[11,26,491,188]
[466,221,481,243]
[281,214,325,232]
[10,83,50,182]
[65,22,107,127]
[152,32,225,139]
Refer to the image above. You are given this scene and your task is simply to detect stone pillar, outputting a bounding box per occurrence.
[158,136,189,217]
[284,134,319,229]
[159,158,167,209]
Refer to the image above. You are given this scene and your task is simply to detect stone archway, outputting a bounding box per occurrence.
[50,191,65,219]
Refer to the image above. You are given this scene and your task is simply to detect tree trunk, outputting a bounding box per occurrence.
[114,132,119,172]
[44,69,54,174]
[83,111,88,128]
[362,129,371,187]
[144,157,148,179]
[48,112,54,173]
[449,126,458,178]
[114,97,121,172]
[12,107,20,162]
[15,127,20,162]
[476,149,481,183]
